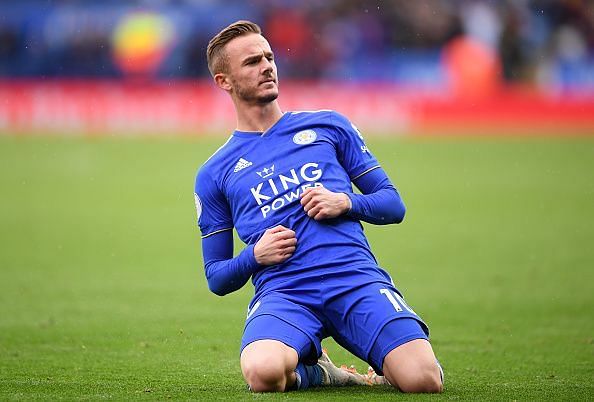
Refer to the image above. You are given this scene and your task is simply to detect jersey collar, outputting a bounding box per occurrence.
[233,112,290,138]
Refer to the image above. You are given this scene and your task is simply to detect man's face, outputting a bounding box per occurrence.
[222,33,279,104]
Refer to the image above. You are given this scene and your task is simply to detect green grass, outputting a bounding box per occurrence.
[0,134,593,400]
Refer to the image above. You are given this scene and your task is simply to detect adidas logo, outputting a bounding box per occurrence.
[233,158,253,173]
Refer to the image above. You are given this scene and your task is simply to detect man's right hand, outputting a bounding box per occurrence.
[253,225,297,266]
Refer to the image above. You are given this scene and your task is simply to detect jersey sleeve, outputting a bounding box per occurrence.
[194,167,233,238]
[347,166,406,224]
[330,111,380,180]
[202,230,261,296]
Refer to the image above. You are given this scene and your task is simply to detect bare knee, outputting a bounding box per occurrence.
[242,358,288,392]
[382,339,443,394]
[394,363,443,393]
[241,340,298,393]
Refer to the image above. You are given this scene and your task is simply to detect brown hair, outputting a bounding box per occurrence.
[206,20,262,77]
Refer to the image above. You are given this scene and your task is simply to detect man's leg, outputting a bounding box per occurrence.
[241,295,325,392]
[323,280,443,393]
[240,339,299,392]
[240,314,373,392]
[368,317,442,393]
[381,338,443,393]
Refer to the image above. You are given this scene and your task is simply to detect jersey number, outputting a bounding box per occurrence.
[380,288,416,314]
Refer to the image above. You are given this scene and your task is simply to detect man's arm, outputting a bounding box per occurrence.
[314,111,403,224]
[299,167,405,224]
[202,230,258,296]
[202,226,297,296]
[348,167,406,224]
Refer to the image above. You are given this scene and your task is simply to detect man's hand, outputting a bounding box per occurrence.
[253,225,297,265]
[300,187,351,221]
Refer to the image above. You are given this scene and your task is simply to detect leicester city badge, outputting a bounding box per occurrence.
[293,129,317,145]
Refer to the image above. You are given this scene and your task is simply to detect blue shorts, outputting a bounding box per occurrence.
[241,278,429,374]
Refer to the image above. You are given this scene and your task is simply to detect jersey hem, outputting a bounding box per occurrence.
[252,261,387,296]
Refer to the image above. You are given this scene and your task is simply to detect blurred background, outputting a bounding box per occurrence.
[1,0,594,135]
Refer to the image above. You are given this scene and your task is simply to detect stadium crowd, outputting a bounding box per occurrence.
[0,0,592,90]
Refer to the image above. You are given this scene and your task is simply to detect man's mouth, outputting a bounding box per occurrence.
[260,78,276,85]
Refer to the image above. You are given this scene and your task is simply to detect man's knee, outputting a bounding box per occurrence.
[242,357,288,392]
[392,362,443,393]
[240,340,298,392]
[382,339,443,394]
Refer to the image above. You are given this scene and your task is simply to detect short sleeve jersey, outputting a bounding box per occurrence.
[195,111,393,297]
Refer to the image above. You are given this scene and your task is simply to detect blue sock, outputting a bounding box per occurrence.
[294,363,323,390]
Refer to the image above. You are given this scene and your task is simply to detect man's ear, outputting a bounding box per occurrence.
[214,73,232,92]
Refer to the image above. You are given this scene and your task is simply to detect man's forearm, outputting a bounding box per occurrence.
[202,232,260,296]
[347,168,406,225]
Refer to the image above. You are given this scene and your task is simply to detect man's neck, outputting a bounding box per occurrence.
[235,100,284,133]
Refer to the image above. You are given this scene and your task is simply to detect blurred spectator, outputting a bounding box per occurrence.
[0,0,592,91]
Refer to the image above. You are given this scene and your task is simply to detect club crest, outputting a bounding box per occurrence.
[293,129,317,145]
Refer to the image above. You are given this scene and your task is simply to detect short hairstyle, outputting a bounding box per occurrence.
[206,20,262,77]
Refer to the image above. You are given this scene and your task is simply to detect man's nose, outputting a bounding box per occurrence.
[260,56,273,69]
[261,61,273,75]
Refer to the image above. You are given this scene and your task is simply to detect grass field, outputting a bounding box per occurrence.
[0,134,593,400]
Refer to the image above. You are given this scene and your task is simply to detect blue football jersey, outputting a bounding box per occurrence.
[194,110,395,298]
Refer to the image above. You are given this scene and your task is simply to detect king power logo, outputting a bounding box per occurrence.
[250,162,324,218]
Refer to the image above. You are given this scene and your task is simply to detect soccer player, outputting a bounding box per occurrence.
[194,20,443,393]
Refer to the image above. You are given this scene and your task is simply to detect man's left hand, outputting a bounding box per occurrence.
[300,187,351,221]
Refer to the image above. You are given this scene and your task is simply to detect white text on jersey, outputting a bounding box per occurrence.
[250,162,324,218]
